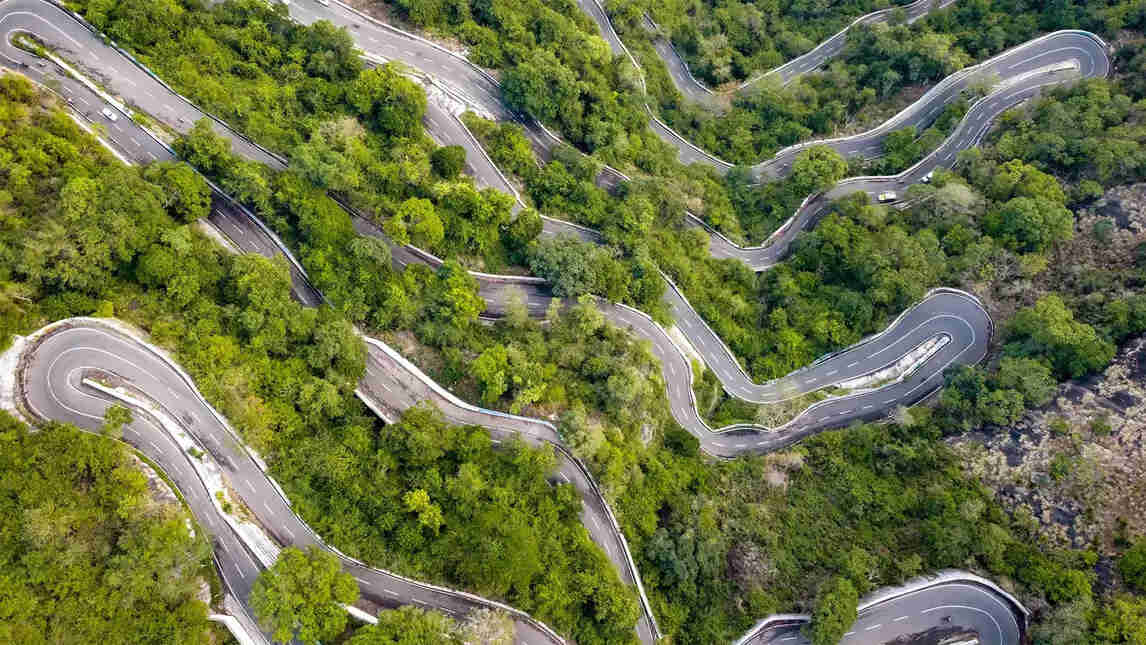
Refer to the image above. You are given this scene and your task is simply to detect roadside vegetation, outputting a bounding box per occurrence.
[0,412,214,644]
[69,0,535,273]
[6,0,1146,640]
[0,73,636,644]
[457,58,1146,645]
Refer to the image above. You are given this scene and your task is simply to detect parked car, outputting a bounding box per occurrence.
[876,191,898,203]
[100,106,118,122]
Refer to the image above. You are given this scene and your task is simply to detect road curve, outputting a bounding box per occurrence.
[640,0,958,104]
[599,8,1108,177]
[737,581,1023,645]
[19,321,568,645]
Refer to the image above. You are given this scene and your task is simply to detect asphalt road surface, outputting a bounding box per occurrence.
[738,583,1022,645]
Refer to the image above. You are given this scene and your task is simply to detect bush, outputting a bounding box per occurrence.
[431,145,467,179]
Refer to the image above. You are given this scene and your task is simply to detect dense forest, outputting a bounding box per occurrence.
[446,29,1146,645]
[0,73,636,643]
[6,0,1146,640]
[72,0,534,273]
[0,412,213,644]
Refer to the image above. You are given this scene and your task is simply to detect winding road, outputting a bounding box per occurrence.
[643,0,959,104]
[0,0,1108,641]
[20,322,567,645]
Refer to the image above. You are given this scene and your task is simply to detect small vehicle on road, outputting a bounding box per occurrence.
[921,170,934,183]
[100,106,119,122]
[876,191,898,203]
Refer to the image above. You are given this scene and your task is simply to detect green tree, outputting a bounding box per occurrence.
[431,145,466,179]
[790,145,847,196]
[249,546,359,645]
[983,197,1074,253]
[502,208,542,261]
[174,120,234,176]
[1006,296,1115,379]
[526,235,599,298]
[142,162,211,223]
[403,488,445,535]
[102,404,133,437]
[387,197,444,249]
[350,65,427,140]
[471,344,509,405]
[1092,595,1146,643]
[805,576,858,645]
[501,50,579,125]
[0,416,211,644]
[994,357,1057,407]
[1119,541,1146,593]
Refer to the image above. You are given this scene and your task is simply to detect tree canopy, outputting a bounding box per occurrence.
[250,546,359,645]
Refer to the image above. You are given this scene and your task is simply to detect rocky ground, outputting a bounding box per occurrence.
[953,335,1146,556]
[954,182,1146,560]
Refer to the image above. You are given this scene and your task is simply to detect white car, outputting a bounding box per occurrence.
[876,191,898,203]
[921,170,934,183]
[100,107,119,122]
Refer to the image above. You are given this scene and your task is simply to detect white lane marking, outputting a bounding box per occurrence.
[893,615,909,622]
[1,11,86,49]
[864,624,882,631]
